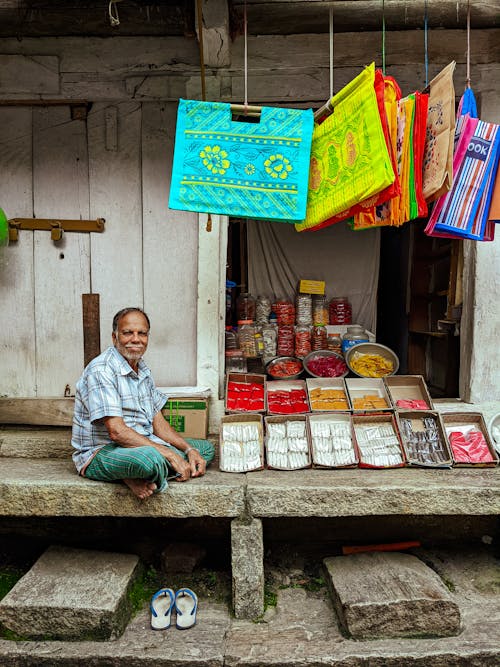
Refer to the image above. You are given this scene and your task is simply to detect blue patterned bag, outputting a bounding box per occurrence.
[168,100,314,222]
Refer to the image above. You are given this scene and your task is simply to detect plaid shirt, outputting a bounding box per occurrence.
[71,346,167,473]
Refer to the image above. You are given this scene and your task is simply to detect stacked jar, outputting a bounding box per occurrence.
[238,320,263,358]
[329,297,352,325]
[312,295,328,326]
[237,292,256,322]
[312,325,328,351]
[295,325,311,358]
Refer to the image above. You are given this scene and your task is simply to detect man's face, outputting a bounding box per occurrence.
[112,311,150,366]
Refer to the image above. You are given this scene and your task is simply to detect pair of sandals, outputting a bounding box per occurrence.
[150,587,198,630]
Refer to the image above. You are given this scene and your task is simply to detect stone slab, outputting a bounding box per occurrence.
[246,468,500,517]
[0,459,245,518]
[231,518,264,619]
[0,545,139,640]
[323,552,461,639]
[0,426,72,459]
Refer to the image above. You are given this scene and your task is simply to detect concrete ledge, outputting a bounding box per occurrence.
[0,459,245,518]
[246,468,500,517]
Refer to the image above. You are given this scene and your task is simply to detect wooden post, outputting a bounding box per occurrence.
[82,294,101,368]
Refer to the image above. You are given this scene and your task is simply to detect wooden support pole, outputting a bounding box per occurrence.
[82,294,101,369]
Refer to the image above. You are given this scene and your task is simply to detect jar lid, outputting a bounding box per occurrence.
[225,349,243,357]
[238,319,253,325]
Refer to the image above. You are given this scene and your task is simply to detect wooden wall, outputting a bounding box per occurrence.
[0,28,498,399]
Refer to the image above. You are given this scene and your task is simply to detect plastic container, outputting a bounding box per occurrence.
[327,334,343,355]
[312,324,328,351]
[225,326,239,351]
[238,320,259,358]
[329,297,352,325]
[262,321,278,359]
[295,293,313,326]
[341,325,369,354]
[312,295,328,326]
[295,325,312,358]
[237,293,256,322]
[277,325,295,356]
[225,350,247,373]
[273,300,295,326]
[256,295,272,325]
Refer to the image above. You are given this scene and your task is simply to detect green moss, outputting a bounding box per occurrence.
[0,568,24,601]
[127,566,160,615]
[264,586,278,609]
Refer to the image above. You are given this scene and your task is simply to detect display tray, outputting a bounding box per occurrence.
[264,414,311,470]
[225,372,266,413]
[384,375,434,411]
[395,410,452,468]
[306,377,351,411]
[345,378,392,412]
[307,412,358,469]
[441,412,499,467]
[352,412,406,469]
[266,379,310,415]
[219,413,264,473]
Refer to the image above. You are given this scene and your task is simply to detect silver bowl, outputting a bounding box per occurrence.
[303,350,348,378]
[345,342,399,377]
[266,356,304,380]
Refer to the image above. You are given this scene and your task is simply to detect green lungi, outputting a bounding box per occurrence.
[84,438,215,493]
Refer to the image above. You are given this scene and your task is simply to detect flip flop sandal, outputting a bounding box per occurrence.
[150,588,175,630]
[174,588,198,629]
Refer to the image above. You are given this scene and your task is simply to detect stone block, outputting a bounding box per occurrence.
[0,545,140,640]
[231,518,264,619]
[323,552,461,639]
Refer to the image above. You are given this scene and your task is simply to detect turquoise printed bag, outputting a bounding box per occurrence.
[168,100,314,222]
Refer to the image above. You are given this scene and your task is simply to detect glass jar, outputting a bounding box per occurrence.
[295,325,312,358]
[312,324,328,351]
[277,325,295,356]
[312,295,328,326]
[295,293,312,326]
[262,322,278,359]
[237,292,256,322]
[341,325,369,354]
[238,319,258,358]
[256,295,272,325]
[273,300,295,326]
[225,326,239,351]
[327,334,343,355]
[329,297,352,325]
[254,325,265,357]
[225,350,247,373]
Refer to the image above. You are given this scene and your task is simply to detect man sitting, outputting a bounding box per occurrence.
[71,307,214,499]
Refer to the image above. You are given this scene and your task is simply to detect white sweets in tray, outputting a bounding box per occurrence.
[265,419,310,469]
[353,421,404,467]
[309,416,357,468]
[220,421,263,472]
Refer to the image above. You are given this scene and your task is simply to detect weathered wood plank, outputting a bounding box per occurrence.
[0,107,36,396]
[0,55,59,94]
[87,102,143,345]
[141,102,198,386]
[0,398,74,426]
[82,293,101,367]
[32,105,91,395]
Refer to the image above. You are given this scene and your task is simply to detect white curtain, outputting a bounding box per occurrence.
[247,220,380,333]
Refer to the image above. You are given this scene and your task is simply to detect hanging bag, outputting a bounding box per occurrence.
[422,61,456,203]
[168,100,314,222]
[295,63,395,232]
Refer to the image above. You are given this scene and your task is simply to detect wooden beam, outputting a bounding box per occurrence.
[82,293,101,369]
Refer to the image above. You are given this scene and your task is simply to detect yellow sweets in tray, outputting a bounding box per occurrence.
[349,351,394,378]
[352,394,389,410]
[309,387,349,410]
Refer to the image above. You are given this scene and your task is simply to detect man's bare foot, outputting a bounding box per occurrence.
[123,478,157,500]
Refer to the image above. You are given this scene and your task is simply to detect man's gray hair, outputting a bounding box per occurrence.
[112,307,150,333]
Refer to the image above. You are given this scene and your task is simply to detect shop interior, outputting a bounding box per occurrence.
[226,217,462,398]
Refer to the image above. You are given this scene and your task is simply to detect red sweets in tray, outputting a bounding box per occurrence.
[226,381,265,412]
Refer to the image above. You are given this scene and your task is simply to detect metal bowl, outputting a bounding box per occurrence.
[302,350,349,378]
[488,412,500,455]
[345,342,399,378]
[266,356,304,380]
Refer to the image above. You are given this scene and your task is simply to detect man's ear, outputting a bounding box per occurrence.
[112,332,117,345]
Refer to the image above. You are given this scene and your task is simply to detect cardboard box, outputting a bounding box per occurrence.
[441,412,499,467]
[264,415,311,469]
[352,413,406,468]
[384,375,434,410]
[219,414,264,472]
[306,377,351,411]
[298,279,326,295]
[395,410,452,468]
[162,397,208,439]
[345,378,392,412]
[307,412,357,468]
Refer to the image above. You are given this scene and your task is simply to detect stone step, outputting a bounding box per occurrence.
[0,545,140,641]
[0,548,499,665]
[0,426,72,458]
[323,551,461,639]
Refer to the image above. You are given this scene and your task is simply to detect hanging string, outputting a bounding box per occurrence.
[244,0,248,109]
[466,0,471,87]
[381,0,386,75]
[424,0,429,87]
[329,5,334,99]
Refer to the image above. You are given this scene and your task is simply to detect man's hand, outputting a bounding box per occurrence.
[187,448,206,478]
[165,451,191,482]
